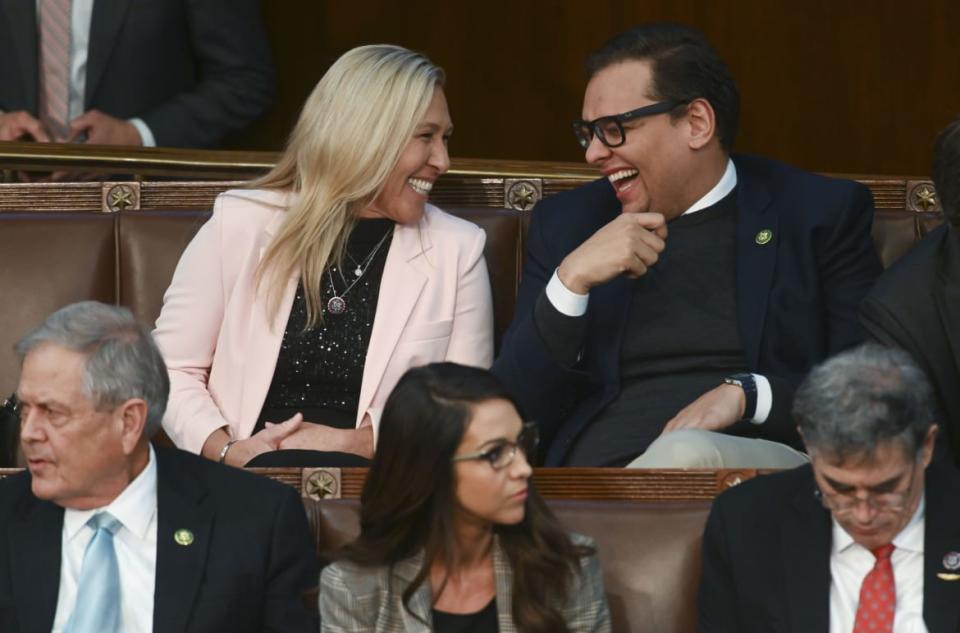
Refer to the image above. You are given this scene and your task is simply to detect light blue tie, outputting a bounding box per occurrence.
[65,512,123,633]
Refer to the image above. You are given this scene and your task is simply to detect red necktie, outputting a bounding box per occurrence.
[38,0,73,141]
[853,543,896,633]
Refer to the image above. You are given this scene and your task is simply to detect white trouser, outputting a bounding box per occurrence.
[626,429,809,469]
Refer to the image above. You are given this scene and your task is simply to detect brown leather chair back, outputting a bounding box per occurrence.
[0,213,116,394]
[118,211,209,326]
[449,207,520,351]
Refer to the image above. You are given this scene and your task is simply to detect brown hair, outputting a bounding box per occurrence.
[334,363,592,632]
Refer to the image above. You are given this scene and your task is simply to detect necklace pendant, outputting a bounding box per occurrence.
[327,295,347,315]
[353,266,363,277]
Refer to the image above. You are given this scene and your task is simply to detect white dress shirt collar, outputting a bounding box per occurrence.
[681,159,737,216]
[63,444,158,541]
[832,493,926,556]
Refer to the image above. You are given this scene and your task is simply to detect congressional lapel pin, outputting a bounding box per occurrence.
[174,529,194,546]
[755,229,773,245]
[944,551,960,570]
[937,552,960,580]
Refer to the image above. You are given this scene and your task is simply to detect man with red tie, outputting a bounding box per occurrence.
[0,0,274,148]
[697,343,960,633]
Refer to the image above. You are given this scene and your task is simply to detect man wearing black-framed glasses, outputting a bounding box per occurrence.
[699,343,960,633]
[494,23,882,469]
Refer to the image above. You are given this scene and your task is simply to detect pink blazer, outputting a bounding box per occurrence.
[154,189,494,453]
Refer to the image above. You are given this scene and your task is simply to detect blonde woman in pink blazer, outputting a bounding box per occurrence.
[154,45,493,468]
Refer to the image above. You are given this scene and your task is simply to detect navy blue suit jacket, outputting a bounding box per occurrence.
[493,155,882,465]
[697,463,960,633]
[0,0,274,148]
[0,447,318,633]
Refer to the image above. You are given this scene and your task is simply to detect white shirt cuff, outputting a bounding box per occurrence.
[546,270,589,317]
[128,117,156,147]
[751,373,772,424]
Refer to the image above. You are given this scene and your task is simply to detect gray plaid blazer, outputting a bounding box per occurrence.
[319,534,610,632]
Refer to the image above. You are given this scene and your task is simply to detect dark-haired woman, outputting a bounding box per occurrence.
[319,363,611,632]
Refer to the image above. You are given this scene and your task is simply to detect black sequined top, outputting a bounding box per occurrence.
[254,218,395,432]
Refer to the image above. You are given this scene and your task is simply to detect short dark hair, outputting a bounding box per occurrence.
[793,344,936,461]
[586,23,740,151]
[932,117,960,227]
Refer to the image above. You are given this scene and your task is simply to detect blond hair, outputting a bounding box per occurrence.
[252,44,445,327]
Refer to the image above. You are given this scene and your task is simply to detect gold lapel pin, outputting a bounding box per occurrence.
[174,529,194,546]
[937,573,960,581]
[755,229,773,245]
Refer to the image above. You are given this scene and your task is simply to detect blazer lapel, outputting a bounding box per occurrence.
[238,206,297,435]
[922,465,960,633]
[492,538,516,633]
[734,167,778,368]
[152,451,215,633]
[2,0,38,113]
[9,498,63,633]
[393,554,432,633]
[780,474,832,633]
[356,220,429,424]
[85,0,131,108]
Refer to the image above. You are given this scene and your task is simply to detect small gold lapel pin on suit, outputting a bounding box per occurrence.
[174,529,194,546]
[755,229,773,245]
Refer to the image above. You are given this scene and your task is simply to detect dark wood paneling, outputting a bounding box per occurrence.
[230,1,960,177]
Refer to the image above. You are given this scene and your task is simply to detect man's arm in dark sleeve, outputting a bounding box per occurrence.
[493,200,591,441]
[141,0,275,148]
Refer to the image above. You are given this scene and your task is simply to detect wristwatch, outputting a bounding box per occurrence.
[723,373,757,421]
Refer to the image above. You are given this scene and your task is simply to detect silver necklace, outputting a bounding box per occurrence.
[326,229,391,315]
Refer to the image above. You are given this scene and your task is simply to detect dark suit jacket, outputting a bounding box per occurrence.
[493,154,882,465]
[860,223,960,464]
[0,447,318,633]
[0,0,275,148]
[697,463,960,633]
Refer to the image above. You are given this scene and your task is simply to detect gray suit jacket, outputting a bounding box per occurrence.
[319,535,611,632]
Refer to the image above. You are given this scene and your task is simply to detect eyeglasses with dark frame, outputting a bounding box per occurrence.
[451,421,539,471]
[572,99,690,150]
[814,460,920,515]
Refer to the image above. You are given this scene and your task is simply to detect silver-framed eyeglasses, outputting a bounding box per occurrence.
[452,421,539,470]
[815,461,919,515]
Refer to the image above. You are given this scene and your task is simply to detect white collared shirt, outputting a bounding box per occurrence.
[29,0,155,145]
[545,159,773,423]
[829,496,928,633]
[52,444,158,633]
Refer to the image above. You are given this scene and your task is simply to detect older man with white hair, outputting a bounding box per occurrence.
[0,301,317,633]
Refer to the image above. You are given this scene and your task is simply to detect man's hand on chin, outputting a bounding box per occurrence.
[661,383,746,435]
[557,211,668,294]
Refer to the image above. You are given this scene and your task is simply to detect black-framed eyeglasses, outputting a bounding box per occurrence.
[814,461,920,515]
[572,99,689,150]
[452,421,539,471]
